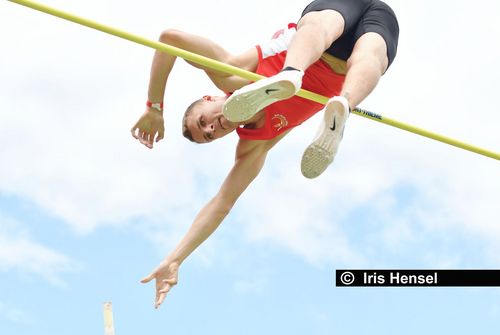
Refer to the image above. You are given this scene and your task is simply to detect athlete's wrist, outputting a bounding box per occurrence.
[147,100,164,112]
[166,253,183,266]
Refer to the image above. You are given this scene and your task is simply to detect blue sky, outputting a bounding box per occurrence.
[1,0,500,334]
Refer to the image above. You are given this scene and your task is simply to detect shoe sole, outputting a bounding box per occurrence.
[301,99,347,179]
[301,144,334,179]
[223,79,296,123]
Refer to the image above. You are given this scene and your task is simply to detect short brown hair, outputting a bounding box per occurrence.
[182,98,203,142]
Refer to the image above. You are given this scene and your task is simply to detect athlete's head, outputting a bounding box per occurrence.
[182,95,238,143]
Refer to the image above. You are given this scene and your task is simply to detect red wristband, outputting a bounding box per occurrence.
[147,101,164,111]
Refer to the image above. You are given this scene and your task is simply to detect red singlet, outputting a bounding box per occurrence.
[236,24,346,140]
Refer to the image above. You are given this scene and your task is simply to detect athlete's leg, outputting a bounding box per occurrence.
[301,0,399,178]
[340,32,389,108]
[222,10,346,123]
[300,32,389,179]
[283,10,345,71]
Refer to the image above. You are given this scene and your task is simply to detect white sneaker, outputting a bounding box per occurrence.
[301,96,350,179]
[223,69,303,122]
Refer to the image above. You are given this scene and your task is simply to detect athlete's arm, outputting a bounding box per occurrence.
[141,134,286,308]
[149,29,257,100]
[131,29,257,148]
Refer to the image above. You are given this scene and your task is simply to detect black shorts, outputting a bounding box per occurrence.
[301,0,399,68]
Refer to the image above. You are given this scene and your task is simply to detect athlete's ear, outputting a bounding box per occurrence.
[202,95,214,102]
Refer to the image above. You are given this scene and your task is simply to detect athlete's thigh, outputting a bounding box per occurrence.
[300,0,372,32]
[352,0,400,69]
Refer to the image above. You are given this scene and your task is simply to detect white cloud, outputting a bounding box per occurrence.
[1,0,499,268]
[237,105,499,266]
[233,277,267,296]
[0,301,32,325]
[0,217,81,286]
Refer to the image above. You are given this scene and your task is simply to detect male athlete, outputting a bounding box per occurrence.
[131,0,399,308]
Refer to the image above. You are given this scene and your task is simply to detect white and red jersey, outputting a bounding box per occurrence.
[236,24,346,140]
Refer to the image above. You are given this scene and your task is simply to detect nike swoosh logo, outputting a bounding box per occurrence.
[330,117,336,131]
[265,88,280,95]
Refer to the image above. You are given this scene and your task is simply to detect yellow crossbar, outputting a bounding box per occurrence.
[7,0,500,160]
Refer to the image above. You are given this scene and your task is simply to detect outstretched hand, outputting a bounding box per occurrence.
[131,108,165,149]
[141,259,179,309]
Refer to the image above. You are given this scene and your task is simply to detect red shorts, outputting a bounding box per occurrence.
[237,24,346,140]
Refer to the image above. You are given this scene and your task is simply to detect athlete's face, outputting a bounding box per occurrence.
[186,96,238,143]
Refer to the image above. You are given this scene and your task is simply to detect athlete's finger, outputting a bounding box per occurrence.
[131,126,140,140]
[140,132,151,148]
[155,292,167,309]
[148,130,156,147]
[140,272,155,284]
[156,127,165,142]
[162,278,177,286]
[137,130,145,142]
[158,283,171,294]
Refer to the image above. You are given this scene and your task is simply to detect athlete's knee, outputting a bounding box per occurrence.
[298,10,345,46]
[347,52,387,74]
[347,33,389,74]
[159,28,184,43]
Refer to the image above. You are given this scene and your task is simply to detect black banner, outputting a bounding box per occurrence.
[336,270,500,287]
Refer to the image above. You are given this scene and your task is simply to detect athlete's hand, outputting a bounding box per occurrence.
[131,108,165,149]
[141,258,179,309]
